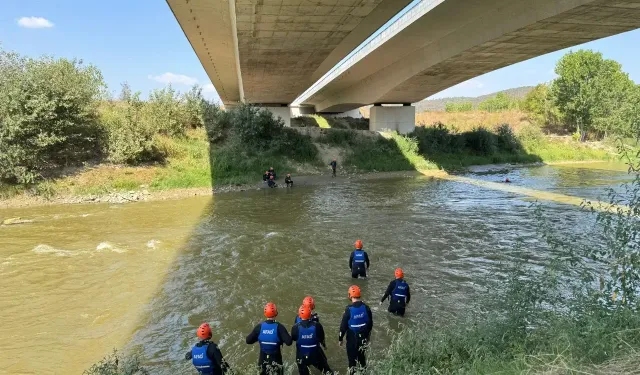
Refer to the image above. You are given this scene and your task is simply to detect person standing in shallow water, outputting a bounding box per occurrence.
[246,303,292,375]
[285,173,293,187]
[185,323,230,374]
[349,240,370,279]
[329,159,337,177]
[292,305,334,375]
[267,175,277,188]
[339,285,373,375]
[380,268,411,317]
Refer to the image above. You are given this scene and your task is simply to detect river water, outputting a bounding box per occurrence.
[0,163,632,374]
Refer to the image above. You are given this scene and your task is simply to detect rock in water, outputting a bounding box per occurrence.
[2,217,34,225]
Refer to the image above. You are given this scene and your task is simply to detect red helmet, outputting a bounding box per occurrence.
[395,268,404,279]
[302,296,315,310]
[197,323,212,339]
[354,240,363,249]
[348,285,361,299]
[298,305,311,320]
[264,302,278,318]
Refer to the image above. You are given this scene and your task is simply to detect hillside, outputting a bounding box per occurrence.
[415,86,534,112]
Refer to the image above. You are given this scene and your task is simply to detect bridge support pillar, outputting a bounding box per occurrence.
[369,105,415,134]
[262,106,291,127]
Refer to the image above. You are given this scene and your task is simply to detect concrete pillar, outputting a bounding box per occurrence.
[262,106,292,127]
[290,105,315,118]
[369,105,415,134]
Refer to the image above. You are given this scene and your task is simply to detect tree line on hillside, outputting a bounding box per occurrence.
[445,50,640,142]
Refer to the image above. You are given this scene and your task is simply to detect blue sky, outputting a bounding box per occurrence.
[1,0,639,103]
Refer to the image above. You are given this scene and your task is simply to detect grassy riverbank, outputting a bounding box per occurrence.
[0,118,619,205]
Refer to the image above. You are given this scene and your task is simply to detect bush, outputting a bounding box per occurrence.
[445,101,474,112]
[100,95,164,164]
[495,123,521,152]
[517,124,545,148]
[463,127,497,155]
[84,350,148,375]
[0,49,105,183]
[411,123,457,154]
[478,92,522,112]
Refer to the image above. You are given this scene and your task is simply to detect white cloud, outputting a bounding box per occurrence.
[201,83,221,103]
[17,17,54,29]
[147,72,198,86]
[459,78,484,89]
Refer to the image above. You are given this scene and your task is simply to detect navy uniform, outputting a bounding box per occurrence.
[292,318,333,374]
[246,320,292,375]
[349,248,370,279]
[381,278,411,316]
[339,299,373,374]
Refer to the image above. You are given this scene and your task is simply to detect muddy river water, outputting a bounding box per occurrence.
[0,163,631,374]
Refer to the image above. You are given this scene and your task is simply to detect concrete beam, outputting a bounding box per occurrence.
[370,106,415,134]
[166,0,243,106]
[307,0,640,112]
[262,106,292,128]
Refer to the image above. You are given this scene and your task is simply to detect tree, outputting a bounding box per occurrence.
[523,84,563,127]
[551,50,635,141]
[183,85,205,128]
[0,49,105,183]
[478,92,521,112]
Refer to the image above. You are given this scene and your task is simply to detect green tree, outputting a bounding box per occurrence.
[0,49,105,183]
[445,101,473,112]
[145,86,185,136]
[523,84,563,126]
[182,85,205,128]
[551,50,635,141]
[478,92,521,112]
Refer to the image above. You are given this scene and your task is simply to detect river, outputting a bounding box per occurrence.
[0,163,632,374]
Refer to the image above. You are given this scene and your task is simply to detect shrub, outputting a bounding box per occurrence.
[411,123,456,154]
[517,124,545,148]
[495,123,521,152]
[100,95,163,164]
[478,92,522,112]
[83,350,148,375]
[463,128,497,155]
[145,86,187,136]
[445,101,474,112]
[0,49,105,183]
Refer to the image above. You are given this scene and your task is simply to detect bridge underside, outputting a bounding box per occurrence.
[168,0,412,106]
[306,0,640,113]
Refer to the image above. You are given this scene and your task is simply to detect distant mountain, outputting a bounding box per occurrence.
[415,86,535,112]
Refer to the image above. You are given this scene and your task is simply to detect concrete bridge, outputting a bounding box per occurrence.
[168,0,640,132]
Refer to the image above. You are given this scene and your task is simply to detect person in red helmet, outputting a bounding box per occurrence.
[293,296,320,325]
[292,305,333,375]
[184,323,230,374]
[349,240,370,279]
[380,268,411,317]
[246,302,292,375]
[339,285,373,375]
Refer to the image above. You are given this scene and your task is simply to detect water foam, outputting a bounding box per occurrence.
[32,244,75,257]
[146,239,161,249]
[265,232,278,238]
[96,242,127,253]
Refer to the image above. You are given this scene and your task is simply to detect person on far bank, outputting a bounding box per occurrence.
[246,302,292,375]
[380,268,411,317]
[294,296,320,325]
[269,167,277,180]
[349,240,370,279]
[339,285,373,375]
[285,173,293,187]
[268,175,277,188]
[185,323,230,374]
[263,170,270,183]
[329,159,337,177]
[292,305,334,375]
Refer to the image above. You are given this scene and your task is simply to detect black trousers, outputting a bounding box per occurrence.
[345,331,368,375]
[259,351,283,375]
[331,168,336,177]
[388,300,406,317]
[296,348,333,375]
[351,266,367,279]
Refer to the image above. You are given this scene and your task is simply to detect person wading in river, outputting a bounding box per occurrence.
[246,302,292,375]
[329,159,337,177]
[380,268,411,317]
[339,285,373,375]
[349,240,370,279]
[292,305,334,375]
[294,296,320,324]
[185,323,230,374]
